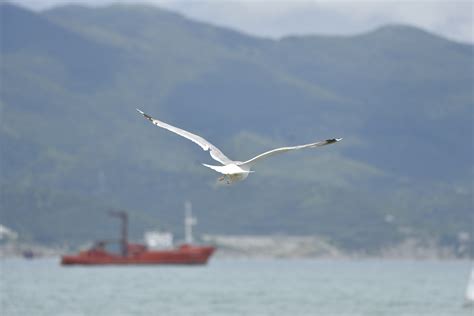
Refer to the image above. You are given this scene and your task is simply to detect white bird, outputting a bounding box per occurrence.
[137,109,342,184]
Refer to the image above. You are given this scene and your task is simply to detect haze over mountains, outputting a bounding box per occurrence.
[0,3,472,253]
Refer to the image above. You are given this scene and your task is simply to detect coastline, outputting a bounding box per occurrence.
[1,234,471,260]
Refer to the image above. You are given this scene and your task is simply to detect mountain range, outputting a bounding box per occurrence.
[0,3,472,254]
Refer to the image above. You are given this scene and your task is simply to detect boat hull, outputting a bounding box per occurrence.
[61,244,215,266]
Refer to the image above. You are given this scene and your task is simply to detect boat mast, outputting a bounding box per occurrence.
[184,201,197,244]
[109,210,128,257]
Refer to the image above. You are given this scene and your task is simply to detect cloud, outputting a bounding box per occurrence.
[7,0,473,43]
[162,0,472,42]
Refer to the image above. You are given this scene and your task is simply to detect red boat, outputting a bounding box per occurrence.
[61,243,215,265]
[61,209,215,265]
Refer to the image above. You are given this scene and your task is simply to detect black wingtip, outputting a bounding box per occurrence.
[136,108,153,121]
[326,138,343,144]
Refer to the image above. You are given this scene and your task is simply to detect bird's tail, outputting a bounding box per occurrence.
[202,163,254,174]
[202,163,227,174]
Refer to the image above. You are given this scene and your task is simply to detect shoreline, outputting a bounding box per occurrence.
[1,235,471,261]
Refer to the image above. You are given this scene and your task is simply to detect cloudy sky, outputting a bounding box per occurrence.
[9,0,473,43]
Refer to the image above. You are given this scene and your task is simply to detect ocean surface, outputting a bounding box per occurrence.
[0,258,472,316]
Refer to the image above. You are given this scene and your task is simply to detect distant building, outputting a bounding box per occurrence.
[0,224,18,241]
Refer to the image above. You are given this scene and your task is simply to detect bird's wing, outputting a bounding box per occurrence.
[137,109,233,165]
[239,138,342,168]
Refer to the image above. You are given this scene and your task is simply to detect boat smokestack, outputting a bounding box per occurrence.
[109,210,128,257]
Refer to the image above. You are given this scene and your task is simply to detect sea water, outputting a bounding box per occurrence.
[0,258,472,316]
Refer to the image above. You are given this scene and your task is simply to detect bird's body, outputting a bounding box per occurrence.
[137,109,342,184]
[202,163,251,184]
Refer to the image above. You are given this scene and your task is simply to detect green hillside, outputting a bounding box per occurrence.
[0,3,472,254]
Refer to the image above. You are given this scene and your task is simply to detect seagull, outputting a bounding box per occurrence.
[137,109,342,184]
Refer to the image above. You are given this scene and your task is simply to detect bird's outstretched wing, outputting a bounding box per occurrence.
[137,109,233,165]
[239,138,342,168]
